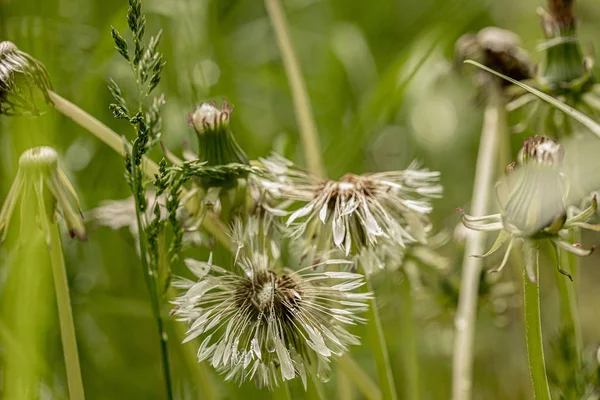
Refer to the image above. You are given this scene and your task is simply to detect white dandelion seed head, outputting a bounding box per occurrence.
[172,218,371,389]
[256,154,442,259]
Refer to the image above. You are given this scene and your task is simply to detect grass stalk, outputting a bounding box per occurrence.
[132,202,173,400]
[336,355,382,400]
[452,85,506,400]
[264,0,325,177]
[365,275,398,400]
[523,248,551,400]
[48,222,85,400]
[398,269,420,400]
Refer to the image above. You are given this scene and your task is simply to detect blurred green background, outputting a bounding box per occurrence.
[2,0,600,398]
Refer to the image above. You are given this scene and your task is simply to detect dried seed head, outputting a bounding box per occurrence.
[172,219,370,389]
[455,27,533,87]
[258,154,442,268]
[0,41,52,115]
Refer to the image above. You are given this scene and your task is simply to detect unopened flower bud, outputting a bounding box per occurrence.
[0,41,52,115]
[518,135,565,166]
[187,101,249,188]
[538,1,590,93]
[0,146,86,244]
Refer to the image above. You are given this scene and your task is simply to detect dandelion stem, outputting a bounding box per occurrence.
[452,85,506,400]
[336,365,355,400]
[556,233,583,374]
[48,222,85,400]
[309,372,327,400]
[264,0,325,177]
[48,90,231,248]
[365,275,398,400]
[132,204,173,400]
[336,355,382,400]
[273,381,293,400]
[523,247,552,400]
[398,269,420,400]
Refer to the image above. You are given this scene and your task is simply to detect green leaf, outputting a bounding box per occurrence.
[465,60,600,139]
[472,229,510,258]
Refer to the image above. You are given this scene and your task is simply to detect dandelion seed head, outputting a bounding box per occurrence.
[257,154,442,261]
[172,218,370,389]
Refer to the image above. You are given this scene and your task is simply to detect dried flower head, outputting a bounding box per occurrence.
[455,27,534,87]
[458,136,599,283]
[0,146,86,244]
[257,153,442,262]
[171,218,370,389]
[0,41,52,115]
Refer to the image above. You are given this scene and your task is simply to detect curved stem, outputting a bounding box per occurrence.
[48,223,85,400]
[398,269,420,400]
[336,355,382,400]
[452,86,506,400]
[48,91,231,249]
[365,275,398,400]
[523,245,551,400]
[264,0,325,177]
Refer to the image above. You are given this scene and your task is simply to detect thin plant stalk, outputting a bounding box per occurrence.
[452,85,506,400]
[365,275,398,400]
[523,248,552,400]
[273,381,293,400]
[336,355,382,400]
[168,287,216,398]
[264,0,325,177]
[48,90,231,248]
[398,268,420,400]
[132,204,173,400]
[336,367,354,400]
[48,222,85,400]
[556,237,583,368]
[308,373,327,400]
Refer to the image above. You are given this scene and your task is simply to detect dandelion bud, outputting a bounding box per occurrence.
[538,0,589,93]
[518,135,565,166]
[187,101,248,170]
[0,146,86,243]
[0,41,52,115]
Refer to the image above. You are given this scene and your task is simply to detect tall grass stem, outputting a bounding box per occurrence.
[365,275,398,400]
[452,86,506,400]
[264,0,325,177]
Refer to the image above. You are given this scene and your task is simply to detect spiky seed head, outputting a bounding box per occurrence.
[172,219,371,389]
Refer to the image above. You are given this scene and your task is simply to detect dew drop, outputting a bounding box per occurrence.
[266,336,276,353]
[317,359,332,383]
